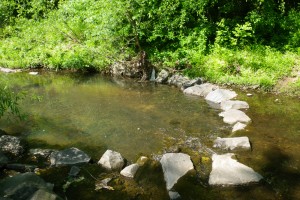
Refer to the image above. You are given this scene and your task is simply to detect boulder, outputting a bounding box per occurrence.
[205,89,237,104]
[220,100,249,111]
[0,135,24,156]
[181,78,203,90]
[209,153,263,185]
[120,163,139,178]
[183,83,218,97]
[219,109,251,125]
[0,172,56,200]
[110,62,141,78]
[155,69,169,83]
[213,137,251,150]
[232,122,247,132]
[50,147,91,167]
[98,150,124,171]
[160,153,194,190]
[167,74,190,88]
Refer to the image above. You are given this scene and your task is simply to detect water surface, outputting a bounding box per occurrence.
[0,72,299,199]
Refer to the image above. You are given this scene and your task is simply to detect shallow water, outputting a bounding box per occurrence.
[0,72,299,199]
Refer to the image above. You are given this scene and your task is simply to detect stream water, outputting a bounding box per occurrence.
[0,71,299,200]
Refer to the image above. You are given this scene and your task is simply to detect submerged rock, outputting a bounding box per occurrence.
[136,156,148,166]
[98,150,124,171]
[0,172,59,200]
[0,135,24,156]
[155,69,170,83]
[0,152,9,165]
[209,153,263,185]
[120,163,139,178]
[160,153,194,190]
[30,149,57,159]
[50,147,91,167]
[232,122,247,132]
[219,109,251,125]
[213,137,251,150]
[220,100,249,111]
[28,189,63,200]
[205,89,237,104]
[168,191,181,200]
[95,178,114,191]
[183,83,218,97]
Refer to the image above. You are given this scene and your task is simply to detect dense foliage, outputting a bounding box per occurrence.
[0,0,299,90]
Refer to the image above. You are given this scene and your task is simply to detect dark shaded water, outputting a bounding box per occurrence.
[0,72,299,199]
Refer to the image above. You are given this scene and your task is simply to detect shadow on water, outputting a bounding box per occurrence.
[260,146,300,200]
[226,146,300,200]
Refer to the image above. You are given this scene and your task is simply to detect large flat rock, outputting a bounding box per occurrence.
[219,109,251,125]
[183,83,218,97]
[220,100,249,111]
[205,89,237,104]
[213,137,251,150]
[209,154,263,185]
[98,150,124,171]
[160,153,194,190]
[50,147,91,166]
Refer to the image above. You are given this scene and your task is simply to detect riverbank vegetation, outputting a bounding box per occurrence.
[0,0,299,93]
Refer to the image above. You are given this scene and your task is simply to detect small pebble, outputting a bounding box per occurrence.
[246,93,253,97]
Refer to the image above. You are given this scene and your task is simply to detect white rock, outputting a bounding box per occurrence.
[209,153,263,185]
[220,100,249,111]
[168,191,181,200]
[183,83,218,97]
[247,93,253,97]
[120,163,139,178]
[205,89,237,103]
[213,137,251,150]
[160,153,194,190]
[29,72,38,75]
[0,67,21,73]
[98,150,124,171]
[232,122,247,132]
[219,109,251,125]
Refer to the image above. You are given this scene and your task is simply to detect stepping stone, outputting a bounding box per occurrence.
[183,83,218,97]
[232,122,247,132]
[160,153,194,190]
[205,89,237,104]
[219,109,251,125]
[220,100,249,111]
[213,137,251,150]
[209,153,263,185]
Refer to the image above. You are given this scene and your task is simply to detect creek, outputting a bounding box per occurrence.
[0,71,299,199]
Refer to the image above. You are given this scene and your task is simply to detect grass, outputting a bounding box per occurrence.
[186,46,299,91]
